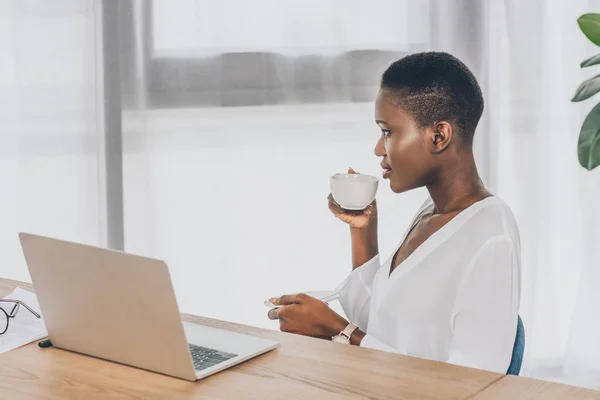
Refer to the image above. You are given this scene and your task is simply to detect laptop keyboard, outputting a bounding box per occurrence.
[188,344,238,371]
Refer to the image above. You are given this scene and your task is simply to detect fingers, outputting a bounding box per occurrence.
[267,303,294,321]
[329,194,362,217]
[274,293,303,306]
[327,193,339,206]
[328,194,344,215]
[328,193,373,214]
[267,307,280,320]
[348,167,357,174]
[269,293,309,306]
[267,293,305,322]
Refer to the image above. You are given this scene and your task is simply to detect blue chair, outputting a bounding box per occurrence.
[507,315,525,375]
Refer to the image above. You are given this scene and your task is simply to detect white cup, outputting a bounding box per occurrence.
[330,173,378,210]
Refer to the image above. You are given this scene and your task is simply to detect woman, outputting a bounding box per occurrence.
[267,52,521,374]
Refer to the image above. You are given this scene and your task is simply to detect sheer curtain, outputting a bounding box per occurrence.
[2,0,586,390]
[431,0,600,388]
[122,0,430,332]
[122,0,600,388]
[0,0,103,282]
[151,0,428,56]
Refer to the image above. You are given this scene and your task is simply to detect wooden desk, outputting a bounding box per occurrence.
[471,375,600,399]
[0,278,597,400]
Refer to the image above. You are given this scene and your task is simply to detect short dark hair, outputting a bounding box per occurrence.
[380,51,484,143]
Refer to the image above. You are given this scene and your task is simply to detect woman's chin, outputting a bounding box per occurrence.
[389,180,404,194]
[389,179,413,194]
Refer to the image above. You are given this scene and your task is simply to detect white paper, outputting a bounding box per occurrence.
[0,287,47,354]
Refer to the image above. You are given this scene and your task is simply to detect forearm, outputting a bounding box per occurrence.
[350,221,379,270]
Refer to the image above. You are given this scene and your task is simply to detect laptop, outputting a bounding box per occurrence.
[18,232,279,381]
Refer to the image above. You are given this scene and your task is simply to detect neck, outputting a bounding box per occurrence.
[426,150,490,214]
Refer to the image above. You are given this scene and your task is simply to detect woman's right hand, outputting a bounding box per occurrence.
[328,168,377,229]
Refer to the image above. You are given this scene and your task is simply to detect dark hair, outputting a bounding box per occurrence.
[380,51,484,143]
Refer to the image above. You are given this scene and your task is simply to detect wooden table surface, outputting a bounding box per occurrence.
[471,375,600,400]
[0,278,598,400]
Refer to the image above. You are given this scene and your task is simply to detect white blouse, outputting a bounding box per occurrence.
[336,196,521,373]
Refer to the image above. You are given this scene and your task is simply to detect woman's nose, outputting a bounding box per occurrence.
[374,135,386,157]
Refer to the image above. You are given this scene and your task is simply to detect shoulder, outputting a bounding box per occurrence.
[463,197,522,275]
[419,195,519,238]
[466,196,520,245]
[430,195,521,257]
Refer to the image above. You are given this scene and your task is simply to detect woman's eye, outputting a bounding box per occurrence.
[381,129,391,138]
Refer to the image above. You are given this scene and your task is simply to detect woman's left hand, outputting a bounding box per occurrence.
[267,293,349,339]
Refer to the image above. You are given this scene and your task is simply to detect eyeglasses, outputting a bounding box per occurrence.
[0,299,41,335]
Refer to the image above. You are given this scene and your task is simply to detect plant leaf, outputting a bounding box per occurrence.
[581,53,600,68]
[571,73,600,101]
[578,102,600,170]
[578,14,600,47]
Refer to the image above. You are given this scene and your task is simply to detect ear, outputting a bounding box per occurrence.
[427,121,453,153]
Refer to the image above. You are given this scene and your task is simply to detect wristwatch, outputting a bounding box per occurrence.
[332,322,358,344]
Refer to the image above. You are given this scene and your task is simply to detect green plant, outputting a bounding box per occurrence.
[572,13,600,170]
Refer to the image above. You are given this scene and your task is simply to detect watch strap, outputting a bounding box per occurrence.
[334,322,358,343]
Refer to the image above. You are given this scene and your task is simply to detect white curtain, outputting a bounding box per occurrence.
[128,0,600,389]
[122,0,430,336]
[430,0,600,388]
[124,0,600,389]
[151,0,428,56]
[0,0,103,282]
